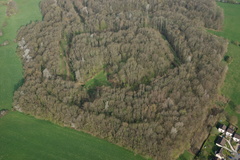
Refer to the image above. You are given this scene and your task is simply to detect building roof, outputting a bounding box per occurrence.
[216,148,224,157]
[216,136,226,146]
[226,127,234,134]
[217,148,223,154]
[218,124,227,130]
[234,133,240,139]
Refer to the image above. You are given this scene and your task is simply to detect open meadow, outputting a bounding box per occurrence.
[0,112,146,160]
[177,151,194,160]
[211,2,240,125]
[0,0,42,110]
[213,3,240,106]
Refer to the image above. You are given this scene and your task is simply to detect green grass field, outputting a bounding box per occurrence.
[222,44,240,105]
[177,151,194,160]
[0,112,146,160]
[0,0,42,110]
[212,3,240,41]
[211,3,240,108]
[85,71,110,89]
[216,3,240,107]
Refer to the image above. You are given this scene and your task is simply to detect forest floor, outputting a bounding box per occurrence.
[0,0,147,160]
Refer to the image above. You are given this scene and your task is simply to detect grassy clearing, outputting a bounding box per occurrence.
[0,0,42,110]
[222,43,240,105]
[209,2,240,120]
[85,70,110,89]
[195,129,220,159]
[211,3,240,115]
[177,150,194,160]
[58,55,67,76]
[211,3,240,41]
[0,112,146,160]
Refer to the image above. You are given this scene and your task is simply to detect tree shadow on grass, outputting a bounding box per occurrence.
[87,79,102,100]
[13,78,24,93]
[228,100,236,111]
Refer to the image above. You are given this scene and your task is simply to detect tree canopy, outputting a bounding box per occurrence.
[14,0,227,159]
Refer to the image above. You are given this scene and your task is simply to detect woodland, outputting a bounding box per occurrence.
[13,0,228,159]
